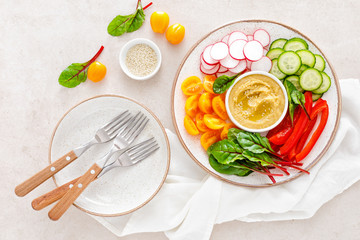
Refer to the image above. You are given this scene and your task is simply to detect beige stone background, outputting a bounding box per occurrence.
[1,0,360,239]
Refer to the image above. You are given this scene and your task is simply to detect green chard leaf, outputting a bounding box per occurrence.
[58,46,104,88]
[212,73,241,94]
[208,139,244,165]
[284,80,309,122]
[209,155,253,176]
[107,1,146,36]
[237,131,274,153]
[227,128,241,143]
[242,150,274,167]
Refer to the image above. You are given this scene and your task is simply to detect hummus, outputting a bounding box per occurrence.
[228,74,285,129]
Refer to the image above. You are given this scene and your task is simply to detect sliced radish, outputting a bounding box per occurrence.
[247,35,254,41]
[263,48,268,56]
[220,54,240,69]
[253,29,271,47]
[210,42,229,60]
[251,56,272,72]
[218,65,228,73]
[200,63,220,75]
[229,39,247,60]
[243,40,264,61]
[228,31,247,45]
[246,60,252,70]
[200,54,217,70]
[202,45,218,65]
[221,34,230,44]
[229,60,246,73]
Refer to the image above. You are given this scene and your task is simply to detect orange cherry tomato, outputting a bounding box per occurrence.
[203,114,226,130]
[184,115,199,135]
[87,61,106,82]
[220,123,237,140]
[212,95,228,120]
[185,94,200,118]
[150,11,169,34]
[181,76,203,95]
[166,23,185,44]
[195,112,211,132]
[198,92,214,113]
[203,75,216,94]
[201,131,221,151]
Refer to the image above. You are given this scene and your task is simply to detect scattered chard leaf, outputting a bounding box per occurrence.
[107,0,152,37]
[58,46,104,88]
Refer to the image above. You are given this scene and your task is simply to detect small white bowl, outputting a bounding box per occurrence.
[119,38,162,81]
[225,71,288,133]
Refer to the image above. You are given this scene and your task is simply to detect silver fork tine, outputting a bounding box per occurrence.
[128,141,158,159]
[131,145,159,164]
[126,137,155,154]
[120,112,143,137]
[123,113,146,139]
[107,114,133,137]
[105,111,131,133]
[125,117,149,143]
[103,110,130,130]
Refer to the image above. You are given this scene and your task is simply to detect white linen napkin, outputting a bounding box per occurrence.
[91,79,360,240]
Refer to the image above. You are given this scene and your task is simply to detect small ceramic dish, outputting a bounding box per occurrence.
[119,38,162,81]
[225,71,288,133]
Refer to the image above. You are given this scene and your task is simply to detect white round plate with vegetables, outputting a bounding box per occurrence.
[171,20,341,187]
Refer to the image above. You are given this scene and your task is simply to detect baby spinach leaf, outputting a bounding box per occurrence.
[208,139,244,165]
[107,0,146,36]
[213,73,241,94]
[209,155,252,176]
[58,46,104,88]
[237,131,274,153]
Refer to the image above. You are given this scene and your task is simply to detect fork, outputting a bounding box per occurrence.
[15,110,132,197]
[48,138,159,220]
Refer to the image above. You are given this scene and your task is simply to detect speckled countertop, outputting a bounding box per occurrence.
[2,0,360,239]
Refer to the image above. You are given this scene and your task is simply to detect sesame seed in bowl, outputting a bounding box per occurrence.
[119,38,162,80]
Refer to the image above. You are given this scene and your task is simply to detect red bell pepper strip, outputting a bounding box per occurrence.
[295,116,318,154]
[279,92,313,155]
[310,99,327,120]
[296,100,329,162]
[268,107,301,145]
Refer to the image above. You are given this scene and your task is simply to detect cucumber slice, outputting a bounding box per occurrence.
[266,48,285,60]
[314,54,326,72]
[313,72,331,94]
[299,68,323,91]
[283,38,309,52]
[295,64,309,76]
[312,93,323,101]
[270,59,286,80]
[277,51,302,75]
[269,38,287,49]
[296,50,316,68]
[285,75,304,92]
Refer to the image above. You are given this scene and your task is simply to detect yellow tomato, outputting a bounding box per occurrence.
[184,115,199,135]
[201,131,221,151]
[150,11,169,34]
[88,61,106,82]
[166,23,185,44]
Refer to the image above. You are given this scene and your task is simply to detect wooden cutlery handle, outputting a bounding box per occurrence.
[15,151,78,197]
[31,177,81,210]
[48,163,102,221]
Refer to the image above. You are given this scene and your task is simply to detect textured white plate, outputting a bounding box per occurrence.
[50,95,170,216]
[172,20,341,187]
